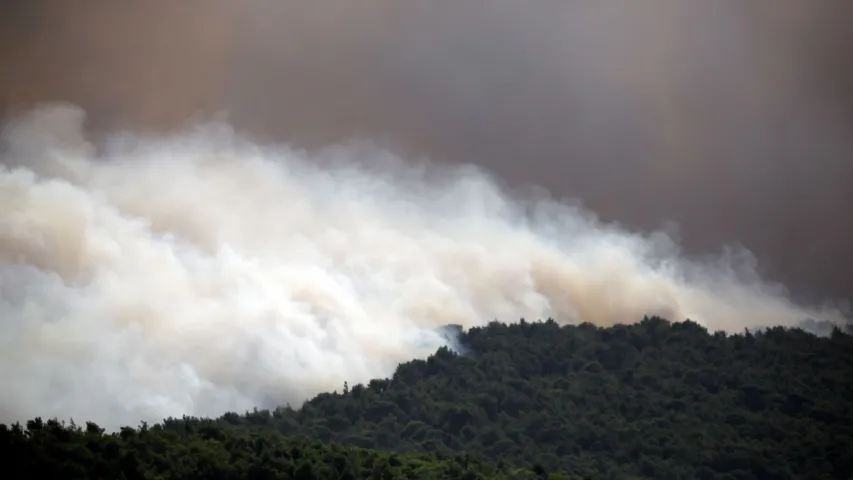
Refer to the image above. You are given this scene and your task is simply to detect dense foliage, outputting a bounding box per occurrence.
[0,417,542,479]
[4,317,853,479]
[214,318,853,479]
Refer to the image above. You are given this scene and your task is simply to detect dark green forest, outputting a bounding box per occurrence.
[4,317,853,479]
[1,417,540,479]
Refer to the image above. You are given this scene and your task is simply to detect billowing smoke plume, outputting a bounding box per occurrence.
[0,104,848,431]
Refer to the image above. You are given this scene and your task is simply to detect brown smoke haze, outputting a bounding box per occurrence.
[1,1,851,429]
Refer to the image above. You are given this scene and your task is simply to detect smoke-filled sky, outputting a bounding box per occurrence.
[1,1,852,429]
[2,0,852,301]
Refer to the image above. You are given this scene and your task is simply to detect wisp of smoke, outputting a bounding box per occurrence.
[0,104,847,430]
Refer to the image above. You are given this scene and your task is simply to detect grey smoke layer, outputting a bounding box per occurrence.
[0,104,848,431]
[3,1,852,302]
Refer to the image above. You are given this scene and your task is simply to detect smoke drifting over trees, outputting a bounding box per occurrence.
[1,1,851,429]
[0,103,846,430]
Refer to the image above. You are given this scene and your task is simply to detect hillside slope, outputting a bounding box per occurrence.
[4,318,852,479]
[214,318,853,479]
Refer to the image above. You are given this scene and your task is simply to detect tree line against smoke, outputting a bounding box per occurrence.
[3,317,853,479]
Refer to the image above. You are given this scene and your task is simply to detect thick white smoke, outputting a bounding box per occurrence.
[0,104,847,431]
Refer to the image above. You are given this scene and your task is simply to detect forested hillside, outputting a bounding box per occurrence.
[4,317,853,479]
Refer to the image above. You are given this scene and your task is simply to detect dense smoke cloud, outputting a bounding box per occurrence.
[0,104,847,431]
[1,1,851,429]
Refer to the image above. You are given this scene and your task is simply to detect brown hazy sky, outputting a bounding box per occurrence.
[2,0,852,302]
